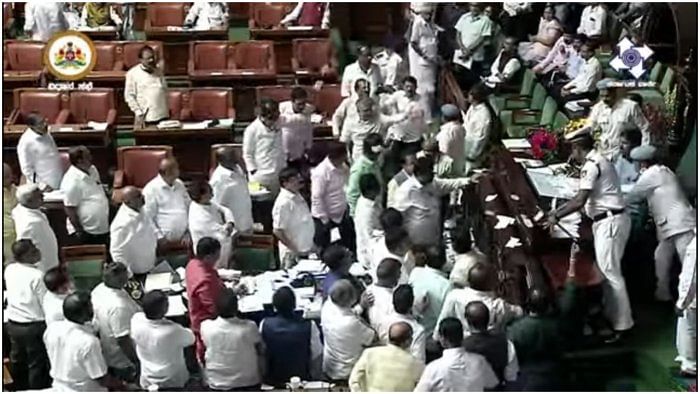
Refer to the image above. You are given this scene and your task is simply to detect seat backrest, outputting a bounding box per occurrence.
[251,3,293,29]
[233,41,275,71]
[69,89,115,123]
[256,85,294,105]
[520,69,536,96]
[123,41,164,70]
[233,234,276,272]
[529,83,546,111]
[189,89,233,121]
[539,96,557,126]
[659,66,675,95]
[293,39,331,71]
[313,84,342,117]
[117,146,173,188]
[61,245,106,292]
[15,89,67,124]
[191,41,229,71]
[167,90,185,120]
[648,61,664,84]
[147,3,188,27]
[92,42,119,71]
[4,41,44,72]
[552,111,569,131]
[58,148,71,174]
[209,143,245,174]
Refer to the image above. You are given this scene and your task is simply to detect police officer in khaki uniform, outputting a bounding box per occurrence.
[546,129,634,340]
[625,145,697,301]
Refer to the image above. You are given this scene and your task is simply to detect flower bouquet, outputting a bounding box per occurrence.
[527,127,560,164]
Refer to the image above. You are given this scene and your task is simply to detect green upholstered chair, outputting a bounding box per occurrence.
[489,68,537,112]
[647,61,664,84]
[61,245,106,292]
[552,111,569,131]
[232,234,277,273]
[629,66,675,109]
[500,96,558,138]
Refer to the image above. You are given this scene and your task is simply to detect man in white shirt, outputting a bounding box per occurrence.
[577,3,607,41]
[201,288,265,391]
[676,231,697,376]
[44,292,114,392]
[61,146,110,245]
[626,145,697,302]
[279,87,315,167]
[341,96,406,163]
[243,98,286,195]
[416,317,499,391]
[184,1,228,30]
[311,144,354,252]
[391,156,473,247]
[12,184,59,272]
[280,2,330,29]
[42,267,70,324]
[384,76,429,173]
[91,262,142,382]
[387,153,417,207]
[130,290,195,390]
[143,157,191,244]
[5,239,51,390]
[484,36,522,89]
[409,251,452,335]
[354,174,382,269]
[436,262,523,339]
[332,78,370,139]
[272,167,316,268]
[365,258,402,341]
[614,128,642,186]
[210,146,254,234]
[435,104,466,177]
[453,3,493,90]
[321,280,377,381]
[16,112,63,191]
[408,3,440,115]
[388,284,427,363]
[124,46,169,129]
[548,130,634,339]
[23,1,68,41]
[580,80,652,160]
[373,39,404,89]
[341,45,385,98]
[560,42,602,102]
[110,186,158,277]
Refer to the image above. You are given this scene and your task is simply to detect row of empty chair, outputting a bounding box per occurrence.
[3,38,335,80]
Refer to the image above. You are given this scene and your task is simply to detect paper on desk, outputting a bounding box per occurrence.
[296,70,311,74]
[217,269,242,281]
[330,227,341,243]
[182,121,209,130]
[87,121,108,131]
[219,118,234,127]
[494,215,516,230]
[520,214,534,228]
[294,259,325,273]
[287,26,314,31]
[527,171,578,199]
[505,237,523,248]
[485,194,498,202]
[166,26,184,31]
[502,138,531,150]
[58,127,75,132]
[310,113,323,124]
[239,294,265,313]
[145,272,173,292]
[166,295,187,317]
[176,267,186,281]
[241,71,255,75]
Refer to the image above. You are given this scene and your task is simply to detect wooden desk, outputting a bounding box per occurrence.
[134,125,233,178]
[249,28,329,74]
[145,27,228,75]
[77,27,120,40]
[188,70,277,82]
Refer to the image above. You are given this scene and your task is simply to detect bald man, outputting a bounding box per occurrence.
[142,158,191,244]
[210,146,254,234]
[110,186,158,276]
[349,321,424,391]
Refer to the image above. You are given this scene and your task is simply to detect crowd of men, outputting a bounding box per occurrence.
[3,1,697,392]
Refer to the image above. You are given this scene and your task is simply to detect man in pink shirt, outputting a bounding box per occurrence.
[310,143,355,254]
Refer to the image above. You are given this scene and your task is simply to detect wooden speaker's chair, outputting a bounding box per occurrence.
[232,234,277,273]
[61,245,107,292]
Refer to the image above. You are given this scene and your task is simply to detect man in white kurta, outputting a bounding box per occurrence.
[23,1,68,41]
[341,46,384,98]
[278,89,315,165]
[463,86,494,175]
[560,43,602,101]
[188,182,236,269]
[16,113,63,191]
[272,168,315,268]
[210,146,254,234]
[12,185,59,273]
[626,145,697,301]
[184,1,228,29]
[383,76,429,157]
[332,79,370,139]
[143,158,191,243]
[675,230,697,375]
[577,3,607,40]
[408,4,440,116]
[581,80,652,160]
[124,45,169,128]
[110,187,158,276]
[341,97,407,162]
[435,104,466,176]
[243,99,286,194]
[387,284,427,363]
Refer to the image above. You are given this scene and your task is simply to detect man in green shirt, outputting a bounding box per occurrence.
[347,134,385,216]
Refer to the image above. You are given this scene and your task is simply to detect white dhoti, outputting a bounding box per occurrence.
[409,54,437,120]
[677,307,697,374]
[654,230,695,301]
[592,213,634,331]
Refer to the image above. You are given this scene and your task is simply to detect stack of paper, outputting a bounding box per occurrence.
[502,138,531,150]
[182,121,209,130]
[165,295,187,317]
[505,237,523,248]
[495,215,516,229]
[144,272,172,292]
[294,259,326,274]
[87,121,108,131]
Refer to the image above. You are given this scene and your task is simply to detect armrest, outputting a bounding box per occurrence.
[113,60,125,71]
[113,169,124,188]
[291,57,300,71]
[227,107,235,119]
[55,109,70,125]
[105,108,117,126]
[514,109,540,116]
[187,59,195,75]
[7,109,19,125]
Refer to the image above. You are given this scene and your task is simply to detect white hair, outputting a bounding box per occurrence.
[16,184,41,206]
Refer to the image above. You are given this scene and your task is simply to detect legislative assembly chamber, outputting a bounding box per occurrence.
[1,2,698,392]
